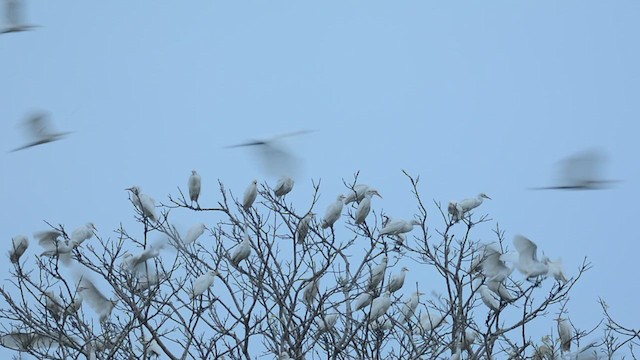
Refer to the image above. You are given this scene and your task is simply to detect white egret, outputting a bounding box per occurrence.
[126,186,158,222]
[368,291,391,322]
[544,257,568,283]
[369,317,393,331]
[183,223,206,244]
[10,112,69,151]
[354,189,381,224]
[70,223,96,245]
[368,255,387,290]
[418,310,447,332]
[449,193,491,221]
[321,195,346,229]
[387,267,408,293]
[563,340,600,360]
[344,184,380,204]
[478,245,513,282]
[400,291,423,322]
[188,170,201,208]
[533,336,553,360]
[9,235,28,263]
[302,278,320,307]
[533,148,620,190]
[79,278,117,322]
[274,176,294,198]
[64,292,83,316]
[44,291,63,321]
[478,284,500,311]
[296,212,315,244]
[230,229,252,267]
[380,218,420,236]
[513,235,549,280]
[0,332,58,351]
[191,270,219,299]
[125,243,164,271]
[37,230,76,264]
[486,279,513,301]
[462,328,478,354]
[316,313,338,334]
[558,317,573,352]
[242,180,258,210]
[352,292,373,311]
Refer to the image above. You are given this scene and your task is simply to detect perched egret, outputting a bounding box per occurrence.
[126,186,158,222]
[558,317,573,352]
[380,218,420,236]
[0,332,58,351]
[191,270,219,299]
[368,255,387,290]
[242,180,258,210]
[230,230,252,267]
[449,193,491,221]
[478,285,500,311]
[10,112,68,151]
[486,279,513,301]
[296,212,315,244]
[321,195,346,229]
[532,148,620,190]
[79,278,117,322]
[9,235,29,263]
[369,317,393,331]
[544,257,568,283]
[400,291,423,323]
[418,310,447,332]
[478,245,513,283]
[462,329,478,353]
[302,278,320,307]
[368,291,391,322]
[274,176,294,198]
[344,184,380,204]
[354,189,381,224]
[64,292,83,316]
[352,292,373,311]
[44,291,64,321]
[188,170,201,208]
[513,235,549,280]
[387,267,408,293]
[37,230,76,264]
[70,223,97,245]
[316,313,338,334]
[183,223,207,244]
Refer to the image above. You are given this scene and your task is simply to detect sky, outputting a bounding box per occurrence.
[1,0,638,358]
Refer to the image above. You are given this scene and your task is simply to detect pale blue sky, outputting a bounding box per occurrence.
[1,1,638,358]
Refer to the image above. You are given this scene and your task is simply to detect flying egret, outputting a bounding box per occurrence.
[532,148,620,190]
[368,255,387,290]
[352,292,374,311]
[449,193,491,221]
[302,278,320,307]
[400,291,423,323]
[368,291,391,322]
[544,257,568,283]
[126,186,158,222]
[354,189,381,224]
[79,278,117,322]
[191,270,219,299]
[387,267,408,293]
[274,176,294,198]
[9,235,28,263]
[242,180,258,210]
[188,170,201,208]
[230,229,252,267]
[344,184,380,204]
[44,291,64,321]
[70,223,97,245]
[296,212,315,244]
[418,310,447,332]
[380,218,420,236]
[10,112,70,151]
[558,317,573,352]
[321,195,346,229]
[36,230,76,264]
[478,284,500,311]
[183,223,207,244]
[316,313,339,334]
[513,235,549,280]
[478,245,513,282]
[124,243,164,271]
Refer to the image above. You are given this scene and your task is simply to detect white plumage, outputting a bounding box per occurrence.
[9,235,29,263]
[188,170,201,208]
[368,291,391,322]
[368,255,387,290]
[191,270,219,299]
[544,257,568,283]
[316,313,338,333]
[230,230,252,267]
[478,284,500,311]
[558,317,573,352]
[79,278,117,322]
[126,186,158,222]
[449,193,491,221]
[302,278,319,307]
[387,267,408,293]
[380,218,420,236]
[321,195,345,229]
[184,223,207,244]
[44,291,64,321]
[274,176,294,198]
[344,184,379,204]
[70,223,96,245]
[418,310,447,332]
[400,291,423,322]
[354,189,381,224]
[352,292,373,311]
[37,230,76,264]
[486,279,513,301]
[478,245,513,283]
[296,212,315,244]
[513,235,549,279]
[242,180,258,210]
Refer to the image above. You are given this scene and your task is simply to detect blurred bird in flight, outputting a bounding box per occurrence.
[10,112,71,152]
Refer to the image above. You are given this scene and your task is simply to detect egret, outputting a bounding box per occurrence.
[462,329,478,354]
[242,180,258,210]
[321,195,346,229]
[478,284,500,311]
[126,186,158,222]
[513,235,549,280]
[9,235,28,263]
[532,148,620,190]
[533,336,552,360]
[183,223,207,244]
[10,112,70,151]
[352,292,373,311]
[142,334,162,357]
[544,257,568,283]
[37,230,76,264]
[369,316,393,331]
[486,279,513,301]
[344,184,380,204]
[0,332,58,351]
[44,291,63,321]
[449,193,491,221]
[380,218,420,236]
[124,243,164,271]
[354,189,381,224]
[188,170,201,208]
[64,292,83,316]
[478,245,513,283]
[387,267,408,293]
[558,317,573,352]
[79,278,117,322]
[563,340,600,360]
[191,270,219,299]
[70,223,96,245]
[316,313,338,334]
[400,291,423,323]
[274,176,294,198]
[368,255,387,290]
[368,291,391,322]
[230,229,252,267]
[418,310,447,332]
[302,278,319,307]
[296,212,315,244]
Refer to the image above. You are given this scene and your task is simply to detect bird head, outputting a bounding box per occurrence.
[252,179,258,185]
[125,186,140,195]
[87,222,98,232]
[402,267,409,272]
[479,193,492,200]
[191,170,198,175]
[337,194,346,202]
[369,189,383,198]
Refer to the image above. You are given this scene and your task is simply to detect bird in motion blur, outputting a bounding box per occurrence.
[1,0,38,34]
[531,148,620,190]
[10,112,71,152]
[225,130,314,178]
